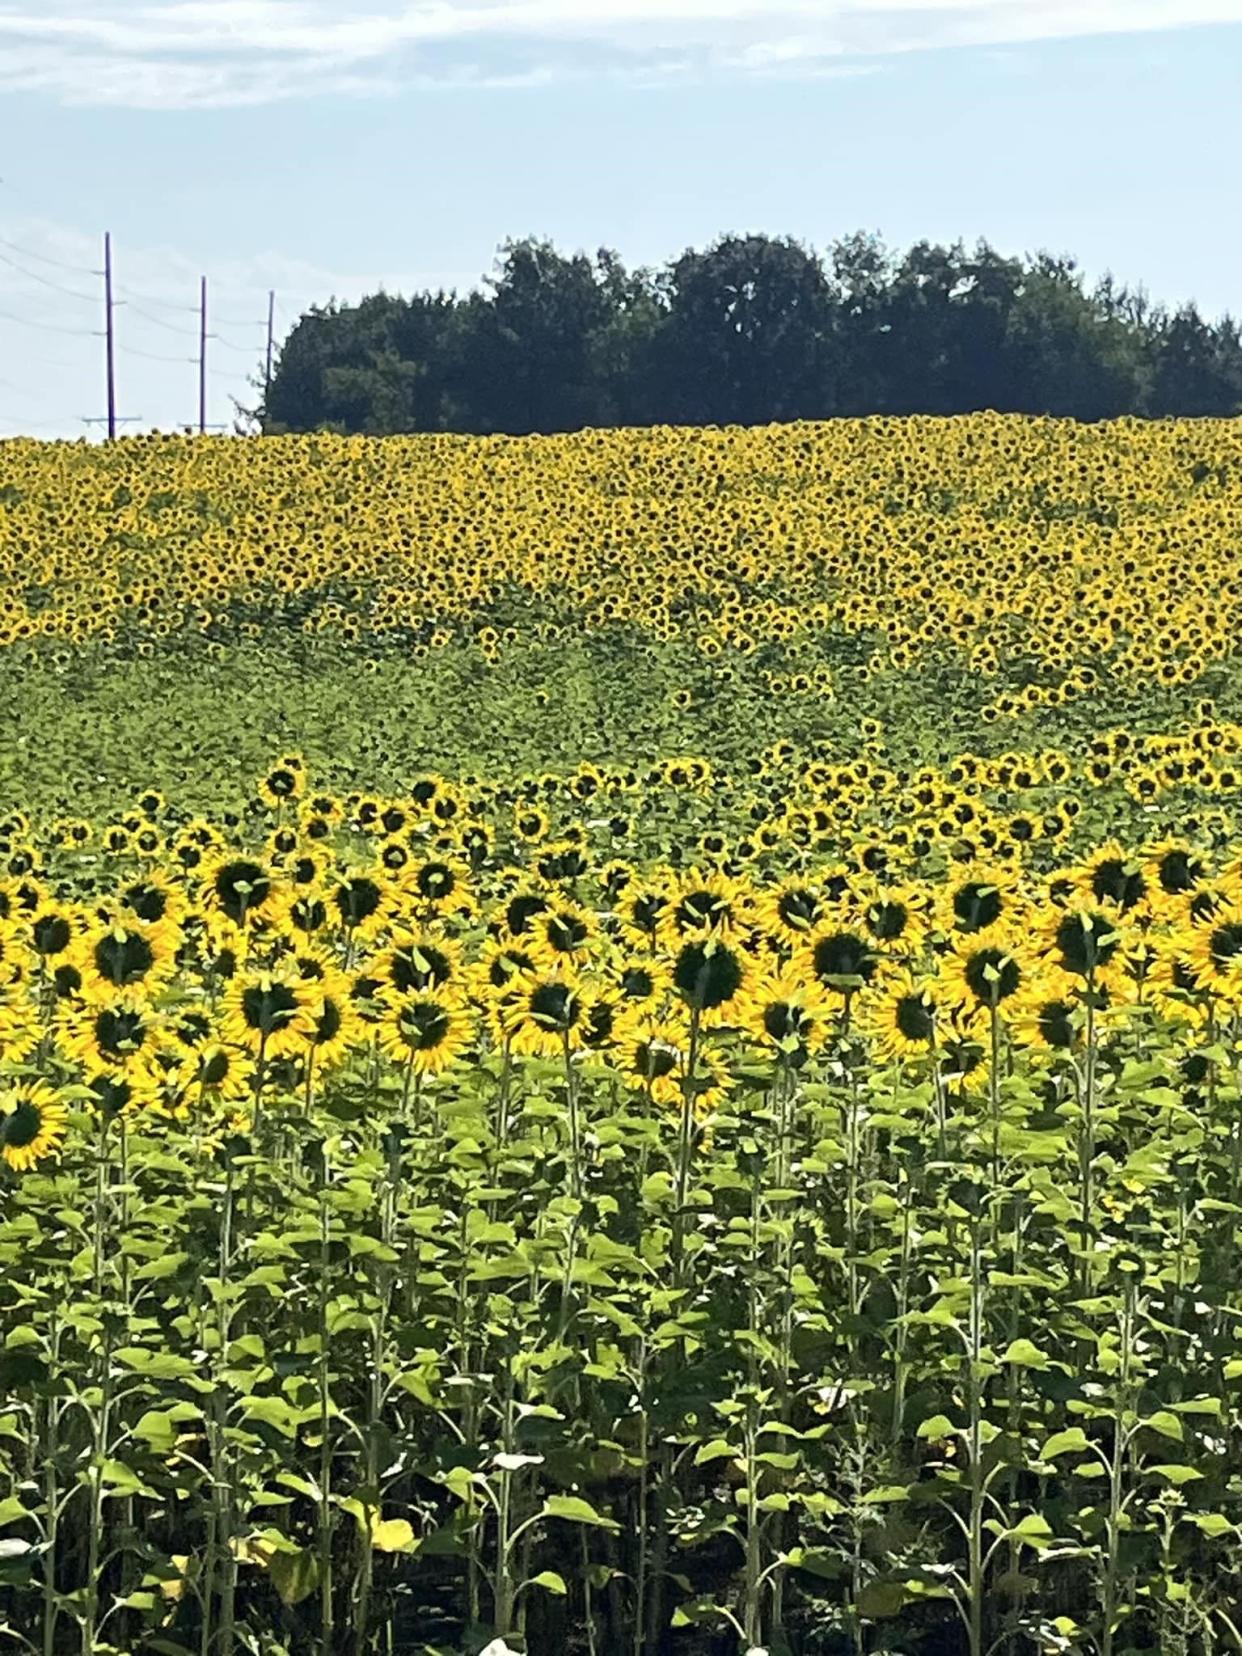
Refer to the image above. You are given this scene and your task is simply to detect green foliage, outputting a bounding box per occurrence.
[263,232,1242,436]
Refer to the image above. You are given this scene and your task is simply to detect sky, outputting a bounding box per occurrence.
[0,0,1239,439]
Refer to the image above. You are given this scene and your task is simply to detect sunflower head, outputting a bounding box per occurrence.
[0,1082,68,1172]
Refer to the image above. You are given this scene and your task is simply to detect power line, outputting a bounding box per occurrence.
[119,297,196,336]
[112,285,198,316]
[0,247,97,303]
[0,306,97,336]
[0,232,95,276]
[211,331,262,354]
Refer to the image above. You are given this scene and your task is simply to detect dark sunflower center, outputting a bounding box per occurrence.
[1055,912,1119,976]
[94,1008,146,1056]
[94,931,154,987]
[1091,859,1146,912]
[584,1003,615,1045]
[335,878,383,926]
[776,889,819,930]
[1158,849,1200,895]
[630,895,664,936]
[416,864,455,900]
[673,941,744,1010]
[291,898,327,933]
[869,900,909,941]
[546,913,589,953]
[506,893,548,935]
[390,943,451,992]
[620,966,655,999]
[895,993,935,1043]
[964,947,1021,1005]
[125,883,169,923]
[762,1001,804,1042]
[675,890,729,933]
[1,1101,41,1149]
[201,1050,231,1086]
[529,982,579,1030]
[1209,923,1242,969]
[811,932,877,986]
[952,882,1002,934]
[489,949,533,988]
[241,982,301,1035]
[401,1002,451,1050]
[33,914,71,956]
[314,1000,344,1044]
[1037,1000,1075,1049]
[635,1041,678,1081]
[214,860,271,924]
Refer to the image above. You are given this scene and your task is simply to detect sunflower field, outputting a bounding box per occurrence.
[5,417,1242,1656]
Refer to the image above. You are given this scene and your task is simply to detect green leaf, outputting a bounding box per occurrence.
[541,1495,620,1531]
[1148,1465,1205,1486]
[1040,1429,1091,1460]
[1185,1513,1235,1538]
[1143,1411,1184,1442]
[268,1547,319,1607]
[1000,1338,1050,1370]
[0,1498,29,1527]
[526,1570,567,1596]
[916,1414,956,1441]
[693,1439,738,1467]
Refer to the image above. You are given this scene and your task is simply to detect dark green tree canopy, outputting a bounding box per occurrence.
[261,232,1242,434]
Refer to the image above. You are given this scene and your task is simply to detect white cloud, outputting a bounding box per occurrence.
[0,0,1238,107]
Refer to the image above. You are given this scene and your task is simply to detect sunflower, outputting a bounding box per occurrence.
[1145,838,1209,907]
[301,987,360,1072]
[221,967,315,1058]
[118,871,187,944]
[75,918,176,1002]
[857,881,931,956]
[376,987,473,1075]
[660,870,743,945]
[330,867,393,940]
[530,899,599,967]
[62,992,167,1081]
[0,1082,68,1172]
[1074,842,1150,918]
[938,864,1024,939]
[403,855,474,920]
[1186,909,1242,1008]
[377,929,461,998]
[858,971,940,1063]
[186,1042,256,1104]
[1043,906,1127,985]
[940,932,1038,1025]
[505,967,589,1057]
[616,879,671,951]
[29,901,79,963]
[671,937,749,1027]
[205,856,277,930]
[616,1016,686,1106]
[756,876,826,947]
[800,925,878,1002]
[740,969,830,1064]
[258,756,307,808]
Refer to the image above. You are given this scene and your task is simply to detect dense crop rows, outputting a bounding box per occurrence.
[5,418,1242,1654]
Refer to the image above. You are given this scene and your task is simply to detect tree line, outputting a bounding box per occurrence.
[261,233,1242,434]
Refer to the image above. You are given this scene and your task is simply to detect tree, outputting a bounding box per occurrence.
[657,235,835,426]
[259,231,1241,435]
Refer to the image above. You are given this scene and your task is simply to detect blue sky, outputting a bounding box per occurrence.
[0,0,1240,438]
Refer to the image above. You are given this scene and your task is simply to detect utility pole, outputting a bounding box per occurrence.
[103,232,116,441]
[198,275,208,435]
[263,289,275,430]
